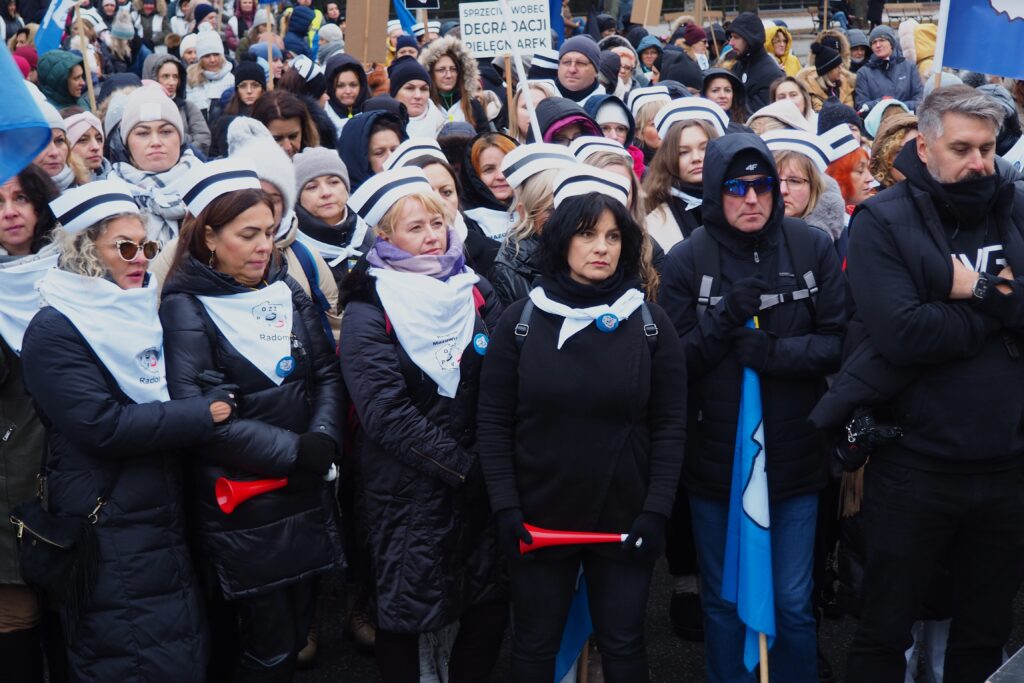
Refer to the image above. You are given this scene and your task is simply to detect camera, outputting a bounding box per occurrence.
[832,409,904,472]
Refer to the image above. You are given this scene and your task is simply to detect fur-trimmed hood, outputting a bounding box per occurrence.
[418,35,481,100]
[808,29,852,69]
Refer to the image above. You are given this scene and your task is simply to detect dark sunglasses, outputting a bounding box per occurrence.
[112,239,160,261]
[723,176,775,197]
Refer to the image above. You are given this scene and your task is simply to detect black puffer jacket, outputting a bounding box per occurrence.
[489,234,540,307]
[339,266,505,633]
[159,255,344,599]
[727,12,784,111]
[659,134,847,501]
[21,300,211,682]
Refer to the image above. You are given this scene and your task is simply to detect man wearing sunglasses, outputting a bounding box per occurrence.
[659,133,847,683]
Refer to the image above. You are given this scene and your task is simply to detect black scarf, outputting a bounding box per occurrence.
[538,269,638,308]
[557,78,600,103]
[295,203,360,246]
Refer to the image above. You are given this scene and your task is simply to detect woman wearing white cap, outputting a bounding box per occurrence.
[476,164,687,682]
[18,180,233,682]
[339,167,508,683]
[108,85,203,244]
[159,160,344,680]
[185,29,234,120]
[642,97,728,253]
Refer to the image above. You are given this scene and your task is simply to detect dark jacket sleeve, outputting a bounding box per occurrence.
[21,309,215,458]
[642,304,688,517]
[488,261,530,309]
[475,301,524,513]
[159,293,301,477]
[760,230,845,377]
[292,281,344,447]
[339,300,475,487]
[853,66,876,111]
[846,205,998,366]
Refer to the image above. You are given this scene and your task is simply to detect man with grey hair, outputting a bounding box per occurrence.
[844,84,1024,681]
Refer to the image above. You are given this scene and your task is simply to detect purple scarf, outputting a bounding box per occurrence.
[366,230,467,281]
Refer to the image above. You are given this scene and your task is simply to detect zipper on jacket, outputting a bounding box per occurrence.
[1,425,13,442]
[753,249,760,263]
[410,447,466,482]
[8,516,69,548]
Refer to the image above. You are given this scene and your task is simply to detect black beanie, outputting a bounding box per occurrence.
[817,100,865,136]
[811,42,842,77]
[598,50,620,86]
[233,60,267,89]
[388,55,430,97]
[725,148,772,180]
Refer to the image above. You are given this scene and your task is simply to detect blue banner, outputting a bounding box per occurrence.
[0,45,51,185]
[721,318,776,672]
[554,570,592,681]
[393,0,416,34]
[549,0,564,48]
[943,0,1024,79]
[34,0,76,54]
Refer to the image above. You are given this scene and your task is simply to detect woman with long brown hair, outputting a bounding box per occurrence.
[251,90,321,158]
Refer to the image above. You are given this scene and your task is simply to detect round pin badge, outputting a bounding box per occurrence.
[595,313,620,333]
[275,355,296,377]
[473,333,489,356]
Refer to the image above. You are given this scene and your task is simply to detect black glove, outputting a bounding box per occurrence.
[495,508,533,559]
[296,432,336,475]
[722,276,767,326]
[622,511,667,561]
[196,369,240,413]
[730,327,773,371]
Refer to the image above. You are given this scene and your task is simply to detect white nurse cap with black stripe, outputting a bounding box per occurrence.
[552,164,630,209]
[383,138,448,171]
[569,136,632,164]
[499,143,576,190]
[626,85,670,118]
[762,125,860,173]
[174,159,261,216]
[348,167,434,228]
[654,97,729,140]
[49,179,141,234]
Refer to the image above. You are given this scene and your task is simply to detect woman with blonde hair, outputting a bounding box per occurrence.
[770,76,818,130]
[627,85,671,166]
[507,81,555,143]
[340,167,508,683]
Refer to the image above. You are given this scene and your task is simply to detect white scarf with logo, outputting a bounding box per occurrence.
[370,267,480,398]
[528,286,645,350]
[0,250,57,355]
[37,269,171,404]
[464,207,512,242]
[197,281,294,385]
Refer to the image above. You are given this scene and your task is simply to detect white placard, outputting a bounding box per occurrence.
[1002,134,1024,174]
[459,0,550,58]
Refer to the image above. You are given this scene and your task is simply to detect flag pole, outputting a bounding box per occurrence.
[759,632,769,683]
[931,0,951,91]
[497,0,541,138]
[265,4,274,90]
[75,2,97,111]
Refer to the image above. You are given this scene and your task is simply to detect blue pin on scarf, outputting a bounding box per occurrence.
[595,313,619,333]
[473,333,489,355]
[275,355,295,377]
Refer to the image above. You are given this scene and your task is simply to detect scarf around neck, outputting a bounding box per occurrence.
[529,284,645,349]
[366,231,466,281]
[111,149,201,243]
[0,249,58,355]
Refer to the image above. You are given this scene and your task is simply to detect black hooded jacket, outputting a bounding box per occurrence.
[659,134,847,501]
[583,93,636,144]
[526,97,601,143]
[337,110,409,192]
[727,13,784,111]
[843,142,1024,470]
[159,255,344,598]
[324,53,369,119]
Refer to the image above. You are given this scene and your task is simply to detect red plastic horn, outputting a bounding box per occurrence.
[520,523,629,555]
[215,477,288,514]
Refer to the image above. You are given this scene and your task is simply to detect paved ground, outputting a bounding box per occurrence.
[295,561,1024,682]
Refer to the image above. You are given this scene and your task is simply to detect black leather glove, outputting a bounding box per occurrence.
[722,276,767,326]
[196,369,239,412]
[622,511,667,561]
[295,432,336,475]
[730,327,773,371]
[495,508,533,559]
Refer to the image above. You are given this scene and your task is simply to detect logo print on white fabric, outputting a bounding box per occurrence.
[136,347,161,375]
[991,0,1024,20]
[251,301,288,329]
[434,340,461,370]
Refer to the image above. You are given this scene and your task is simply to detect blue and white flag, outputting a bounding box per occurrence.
[393,0,416,34]
[721,318,775,672]
[34,0,77,55]
[941,0,1024,79]
[554,569,592,682]
[0,45,51,185]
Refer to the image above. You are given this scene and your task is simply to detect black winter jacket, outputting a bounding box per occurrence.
[21,302,211,682]
[295,203,375,293]
[339,266,505,633]
[728,13,784,111]
[844,145,1024,470]
[159,256,344,599]
[660,134,846,501]
[338,110,408,192]
[476,273,688,552]
[489,234,540,307]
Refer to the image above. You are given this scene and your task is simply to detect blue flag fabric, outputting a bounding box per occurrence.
[0,45,52,185]
[554,570,592,681]
[549,0,564,48]
[943,0,1024,79]
[34,0,77,54]
[393,0,416,34]
[721,319,775,672]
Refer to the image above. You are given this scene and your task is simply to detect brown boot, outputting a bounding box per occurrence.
[296,611,319,669]
[346,589,376,653]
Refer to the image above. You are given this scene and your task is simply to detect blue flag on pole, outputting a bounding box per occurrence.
[548,0,565,48]
[554,570,592,681]
[943,1,1024,79]
[34,0,77,55]
[721,318,775,672]
[393,0,416,34]
[0,45,51,185]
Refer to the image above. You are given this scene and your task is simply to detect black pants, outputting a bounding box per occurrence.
[375,602,509,683]
[0,627,43,683]
[665,487,699,577]
[233,578,317,683]
[846,458,1024,683]
[509,550,653,683]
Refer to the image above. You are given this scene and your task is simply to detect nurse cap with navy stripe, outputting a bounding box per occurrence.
[569,136,632,164]
[499,143,576,190]
[626,85,670,118]
[174,159,262,216]
[552,164,630,209]
[347,167,434,228]
[761,125,861,173]
[654,97,729,140]
[383,137,448,171]
[49,179,141,235]
[412,22,425,37]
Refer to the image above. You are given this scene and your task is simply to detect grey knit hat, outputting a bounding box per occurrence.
[293,146,350,193]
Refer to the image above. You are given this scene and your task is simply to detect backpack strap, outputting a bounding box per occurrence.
[688,227,723,319]
[640,302,658,354]
[290,240,336,347]
[758,220,819,314]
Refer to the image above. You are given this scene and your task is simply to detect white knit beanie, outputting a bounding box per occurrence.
[118,85,185,143]
[227,116,297,238]
[196,30,224,58]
